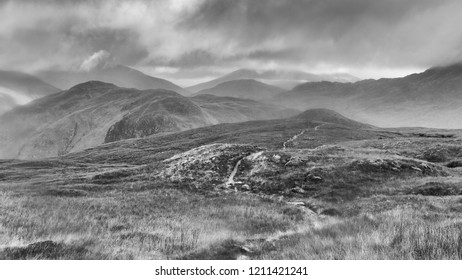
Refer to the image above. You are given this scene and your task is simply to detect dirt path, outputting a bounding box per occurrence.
[235,203,321,259]
[283,130,306,149]
[282,124,328,150]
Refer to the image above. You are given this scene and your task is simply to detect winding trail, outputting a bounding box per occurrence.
[225,124,331,258]
[314,123,328,131]
[282,130,306,150]
[235,202,321,259]
[282,123,329,150]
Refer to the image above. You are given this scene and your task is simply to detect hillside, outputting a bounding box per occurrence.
[0,82,298,159]
[2,107,461,260]
[187,68,360,92]
[274,63,462,128]
[0,81,212,159]
[195,79,283,100]
[66,108,380,165]
[192,94,298,123]
[37,64,190,95]
[0,70,60,115]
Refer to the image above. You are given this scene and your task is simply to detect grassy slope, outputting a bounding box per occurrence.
[1,117,462,259]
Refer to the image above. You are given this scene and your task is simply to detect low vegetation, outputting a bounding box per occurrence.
[1,119,462,260]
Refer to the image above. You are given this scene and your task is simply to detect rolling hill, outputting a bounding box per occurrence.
[194,79,283,100]
[274,63,462,128]
[36,64,190,95]
[187,68,360,92]
[0,70,60,115]
[192,94,298,123]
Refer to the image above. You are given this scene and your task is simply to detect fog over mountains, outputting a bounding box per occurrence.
[2,61,462,160]
[0,70,60,115]
[195,79,284,100]
[37,64,190,96]
[275,63,462,128]
[187,69,360,92]
[3,0,462,262]
[1,0,462,157]
[0,80,295,159]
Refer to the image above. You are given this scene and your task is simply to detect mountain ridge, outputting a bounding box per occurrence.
[187,68,360,92]
[36,64,190,95]
[274,63,462,128]
[195,79,284,100]
[0,81,297,159]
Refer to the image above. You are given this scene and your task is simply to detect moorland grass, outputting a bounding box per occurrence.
[0,188,302,259]
[258,205,462,260]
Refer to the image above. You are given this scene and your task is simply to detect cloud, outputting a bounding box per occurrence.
[79,50,112,72]
[1,0,462,80]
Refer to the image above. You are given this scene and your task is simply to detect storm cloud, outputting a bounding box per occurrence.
[1,0,462,82]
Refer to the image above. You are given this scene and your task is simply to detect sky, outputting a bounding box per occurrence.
[1,0,462,85]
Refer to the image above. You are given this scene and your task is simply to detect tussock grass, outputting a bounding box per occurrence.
[258,207,462,260]
[0,188,301,259]
[2,131,462,260]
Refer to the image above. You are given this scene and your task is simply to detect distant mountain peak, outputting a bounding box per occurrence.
[187,68,360,93]
[69,80,116,90]
[195,78,283,100]
[36,64,190,95]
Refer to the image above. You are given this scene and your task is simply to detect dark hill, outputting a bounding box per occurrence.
[292,109,374,129]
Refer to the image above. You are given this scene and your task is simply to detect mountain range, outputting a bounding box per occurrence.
[186,68,360,92]
[0,81,296,159]
[274,63,462,128]
[37,64,190,95]
[66,107,379,165]
[3,62,462,160]
[194,79,284,100]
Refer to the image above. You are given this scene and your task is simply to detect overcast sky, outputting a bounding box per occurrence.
[1,0,462,85]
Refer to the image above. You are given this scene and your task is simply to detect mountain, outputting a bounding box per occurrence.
[187,68,360,92]
[0,70,60,115]
[0,81,297,159]
[0,81,211,159]
[36,64,190,95]
[274,63,462,128]
[66,108,381,165]
[194,79,283,100]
